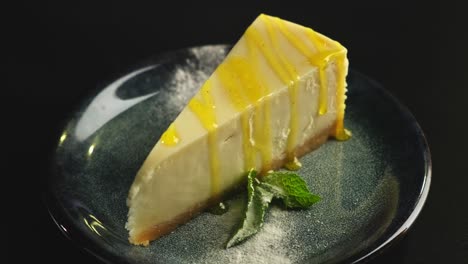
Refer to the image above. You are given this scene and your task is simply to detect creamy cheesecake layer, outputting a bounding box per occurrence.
[129,122,335,245]
[126,14,349,245]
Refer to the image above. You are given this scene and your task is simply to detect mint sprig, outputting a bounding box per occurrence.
[261,172,321,208]
[226,169,320,248]
[225,170,273,248]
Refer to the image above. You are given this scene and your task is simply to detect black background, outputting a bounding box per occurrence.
[6,1,468,263]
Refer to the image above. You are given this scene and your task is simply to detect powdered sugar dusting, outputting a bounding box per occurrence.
[166,45,228,112]
[167,67,207,108]
[201,207,296,264]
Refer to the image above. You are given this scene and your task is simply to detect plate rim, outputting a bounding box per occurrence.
[344,71,432,263]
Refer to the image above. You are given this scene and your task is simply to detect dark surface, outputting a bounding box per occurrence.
[6,1,468,263]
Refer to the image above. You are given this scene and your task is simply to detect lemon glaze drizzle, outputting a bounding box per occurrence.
[273,16,348,139]
[274,17,329,116]
[245,25,297,162]
[226,57,268,169]
[217,58,256,170]
[165,15,349,194]
[333,52,352,140]
[160,123,180,146]
[244,36,273,167]
[187,79,221,195]
[245,26,300,170]
[262,15,301,163]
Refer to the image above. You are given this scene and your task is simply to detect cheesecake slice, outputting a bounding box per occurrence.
[126,14,349,246]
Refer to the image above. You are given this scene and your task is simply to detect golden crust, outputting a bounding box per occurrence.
[130,122,335,246]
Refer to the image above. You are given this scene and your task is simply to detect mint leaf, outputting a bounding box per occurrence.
[225,170,320,248]
[261,172,321,208]
[226,170,273,248]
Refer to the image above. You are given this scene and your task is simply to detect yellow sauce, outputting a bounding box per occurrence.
[333,52,352,141]
[245,38,273,166]
[217,57,254,170]
[245,26,292,86]
[166,14,349,193]
[218,55,271,170]
[272,15,349,140]
[188,80,220,195]
[160,123,180,146]
[262,15,300,161]
[284,157,302,171]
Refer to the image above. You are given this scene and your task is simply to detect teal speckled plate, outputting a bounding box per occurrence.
[45,45,431,264]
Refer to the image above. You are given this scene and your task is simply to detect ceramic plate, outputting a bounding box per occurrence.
[45,45,431,263]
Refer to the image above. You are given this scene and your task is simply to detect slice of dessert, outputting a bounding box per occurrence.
[126,13,349,246]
